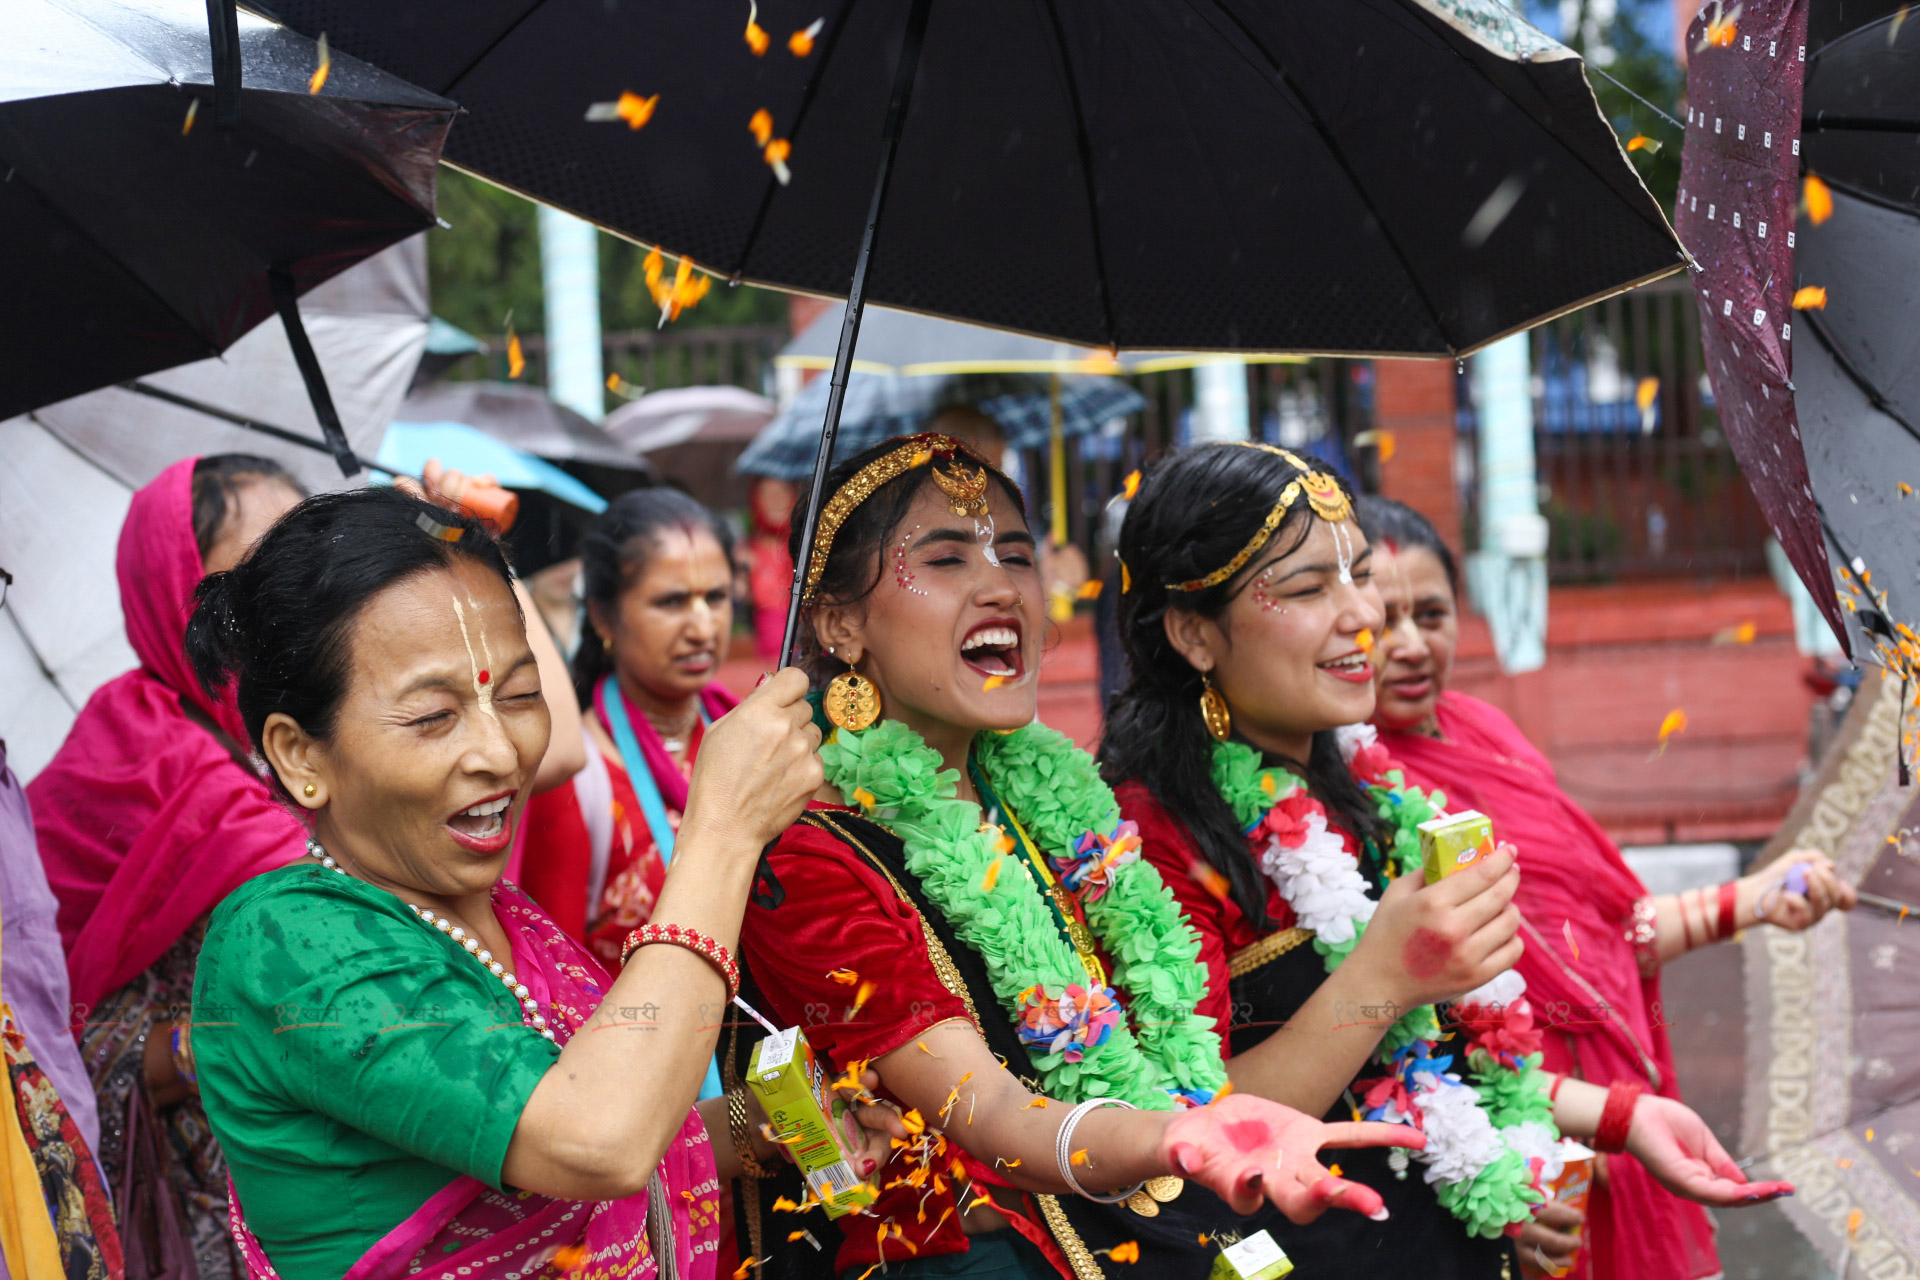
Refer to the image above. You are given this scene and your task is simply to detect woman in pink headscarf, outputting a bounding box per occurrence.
[1354,495,1851,1280]
[31,455,309,1279]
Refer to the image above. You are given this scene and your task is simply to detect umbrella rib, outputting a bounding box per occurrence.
[1801,309,1920,448]
[732,0,864,280]
[1185,0,1456,354]
[1034,0,1119,350]
[439,0,560,98]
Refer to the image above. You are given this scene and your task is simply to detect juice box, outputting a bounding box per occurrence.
[1207,1231,1294,1280]
[1417,810,1494,884]
[1545,1139,1595,1264]
[745,1026,877,1219]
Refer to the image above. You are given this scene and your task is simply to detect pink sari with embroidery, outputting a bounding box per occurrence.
[224,884,722,1280]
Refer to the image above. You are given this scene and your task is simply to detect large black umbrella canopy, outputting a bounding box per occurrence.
[251,0,1683,357]
[0,0,454,425]
[1794,8,1920,659]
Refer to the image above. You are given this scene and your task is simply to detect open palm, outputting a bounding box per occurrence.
[1626,1094,1793,1206]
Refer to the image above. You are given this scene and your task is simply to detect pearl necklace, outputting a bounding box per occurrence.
[304,839,557,1042]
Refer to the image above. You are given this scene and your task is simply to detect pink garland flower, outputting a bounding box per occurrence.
[1015,983,1123,1062]
[1056,821,1144,902]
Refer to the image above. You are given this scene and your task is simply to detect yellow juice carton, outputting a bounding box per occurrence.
[1207,1230,1294,1280]
[745,1026,877,1219]
[1418,810,1494,884]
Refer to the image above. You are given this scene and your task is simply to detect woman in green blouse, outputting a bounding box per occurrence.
[182,484,884,1280]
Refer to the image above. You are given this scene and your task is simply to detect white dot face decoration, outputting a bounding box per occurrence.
[893,526,930,596]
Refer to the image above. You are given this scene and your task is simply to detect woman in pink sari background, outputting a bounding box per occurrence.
[1354,496,1853,1280]
[178,484,882,1280]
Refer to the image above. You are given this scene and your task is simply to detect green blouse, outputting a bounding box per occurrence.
[193,863,560,1280]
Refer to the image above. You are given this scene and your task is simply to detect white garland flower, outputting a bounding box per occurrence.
[1333,722,1379,764]
[1257,810,1376,945]
[1458,968,1528,1009]
[1412,1072,1508,1187]
[1503,1121,1565,1188]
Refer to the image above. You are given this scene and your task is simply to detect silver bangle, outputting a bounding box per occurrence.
[1054,1098,1145,1203]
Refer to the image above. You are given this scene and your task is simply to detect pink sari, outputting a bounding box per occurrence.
[225,885,722,1280]
[1382,692,1717,1280]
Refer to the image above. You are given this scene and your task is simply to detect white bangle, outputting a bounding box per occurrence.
[1054,1098,1144,1203]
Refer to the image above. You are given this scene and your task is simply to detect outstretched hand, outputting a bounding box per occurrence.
[1626,1094,1792,1207]
[1160,1093,1426,1222]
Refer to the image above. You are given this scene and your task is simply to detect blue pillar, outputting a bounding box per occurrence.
[1465,333,1548,674]
[537,206,605,422]
[1190,359,1251,444]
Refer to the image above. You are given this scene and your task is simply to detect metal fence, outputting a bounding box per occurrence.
[501,325,789,397]
[1457,278,1774,583]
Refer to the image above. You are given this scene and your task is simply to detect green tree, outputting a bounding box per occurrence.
[1539,0,1685,211]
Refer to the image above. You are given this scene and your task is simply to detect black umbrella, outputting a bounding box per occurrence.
[254,0,1683,660]
[0,0,455,471]
[1793,9,1920,661]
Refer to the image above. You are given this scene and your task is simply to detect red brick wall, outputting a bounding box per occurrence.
[1372,358,1462,554]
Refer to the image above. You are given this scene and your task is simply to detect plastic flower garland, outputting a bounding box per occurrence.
[1210,726,1557,1238]
[822,718,1226,1109]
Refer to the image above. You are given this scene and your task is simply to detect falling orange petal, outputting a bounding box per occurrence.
[1709,17,1737,45]
[981,856,1004,892]
[734,1259,760,1280]
[1077,579,1103,600]
[749,108,774,147]
[309,32,330,94]
[1071,1149,1090,1166]
[1329,1163,1343,1177]
[1657,707,1688,745]
[852,787,877,811]
[1793,286,1829,310]
[507,332,526,380]
[1901,483,1914,497]
[745,21,771,54]
[1848,1207,1865,1237]
[771,1195,802,1212]
[1197,1234,1212,1246]
[1712,620,1757,644]
[1023,1096,1048,1109]
[828,968,860,986]
[764,138,793,185]
[982,674,1009,692]
[1108,1242,1141,1264]
[1805,174,1834,225]
[552,1245,588,1273]
[1190,859,1233,901]
[787,1231,810,1243]
[1868,1128,1877,1141]
[789,18,824,56]
[1215,1078,1235,1100]
[849,979,876,1018]
[1636,377,1660,414]
[1626,135,1663,154]
[1121,469,1142,500]
[1563,918,1579,961]
[182,98,199,135]
[616,92,659,130]
[1355,628,1374,654]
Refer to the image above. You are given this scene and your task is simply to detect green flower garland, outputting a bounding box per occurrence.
[821,719,1226,1109]
[1212,739,1555,1238]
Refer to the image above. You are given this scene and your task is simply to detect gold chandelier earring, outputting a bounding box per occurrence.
[824,660,882,732]
[1199,671,1232,742]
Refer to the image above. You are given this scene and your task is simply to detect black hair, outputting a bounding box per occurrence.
[788,436,1026,686]
[190,453,307,559]
[1097,443,1386,931]
[184,487,518,802]
[572,487,737,706]
[1354,496,1460,599]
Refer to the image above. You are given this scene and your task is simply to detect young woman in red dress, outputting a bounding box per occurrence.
[1356,495,1848,1280]
[728,433,1424,1280]
[1097,443,1794,1280]
[520,489,739,969]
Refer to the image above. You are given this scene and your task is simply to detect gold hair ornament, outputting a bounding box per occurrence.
[800,433,1003,603]
[1166,442,1355,592]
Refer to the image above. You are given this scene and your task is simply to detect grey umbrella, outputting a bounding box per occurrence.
[398,381,649,472]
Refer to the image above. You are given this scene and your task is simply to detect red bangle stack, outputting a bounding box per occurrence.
[1717,881,1740,941]
[621,923,741,1001]
[1593,1080,1644,1154]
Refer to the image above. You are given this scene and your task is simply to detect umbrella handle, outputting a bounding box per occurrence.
[776,0,935,669]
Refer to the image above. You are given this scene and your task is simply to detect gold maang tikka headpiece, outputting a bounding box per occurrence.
[801,433,1003,602]
[1166,442,1355,592]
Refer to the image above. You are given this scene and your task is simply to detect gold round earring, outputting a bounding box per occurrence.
[1199,672,1232,742]
[302,782,317,798]
[823,664,882,732]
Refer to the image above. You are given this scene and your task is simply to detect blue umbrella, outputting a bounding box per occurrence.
[736,372,1144,481]
[379,421,608,513]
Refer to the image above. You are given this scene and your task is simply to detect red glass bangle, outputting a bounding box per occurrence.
[621,923,740,1001]
[1549,1074,1569,1105]
[1593,1080,1644,1154]
[1717,881,1740,941]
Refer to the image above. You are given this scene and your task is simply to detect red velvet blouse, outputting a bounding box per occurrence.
[739,803,977,1272]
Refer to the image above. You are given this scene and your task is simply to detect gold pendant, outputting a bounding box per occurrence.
[1144,1176,1184,1203]
[1125,1189,1162,1217]
[823,670,881,732]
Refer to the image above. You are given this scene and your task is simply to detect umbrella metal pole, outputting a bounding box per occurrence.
[777,0,935,669]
